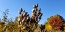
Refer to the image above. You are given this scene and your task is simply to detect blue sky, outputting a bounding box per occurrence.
[0,0,65,24]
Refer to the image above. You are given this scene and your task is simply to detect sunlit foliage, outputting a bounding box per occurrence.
[45,22,52,31]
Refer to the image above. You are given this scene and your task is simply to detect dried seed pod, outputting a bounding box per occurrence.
[19,8,23,15]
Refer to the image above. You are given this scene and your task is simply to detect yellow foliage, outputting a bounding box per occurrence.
[45,22,52,31]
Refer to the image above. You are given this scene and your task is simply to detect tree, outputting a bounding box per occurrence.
[48,15,63,30]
